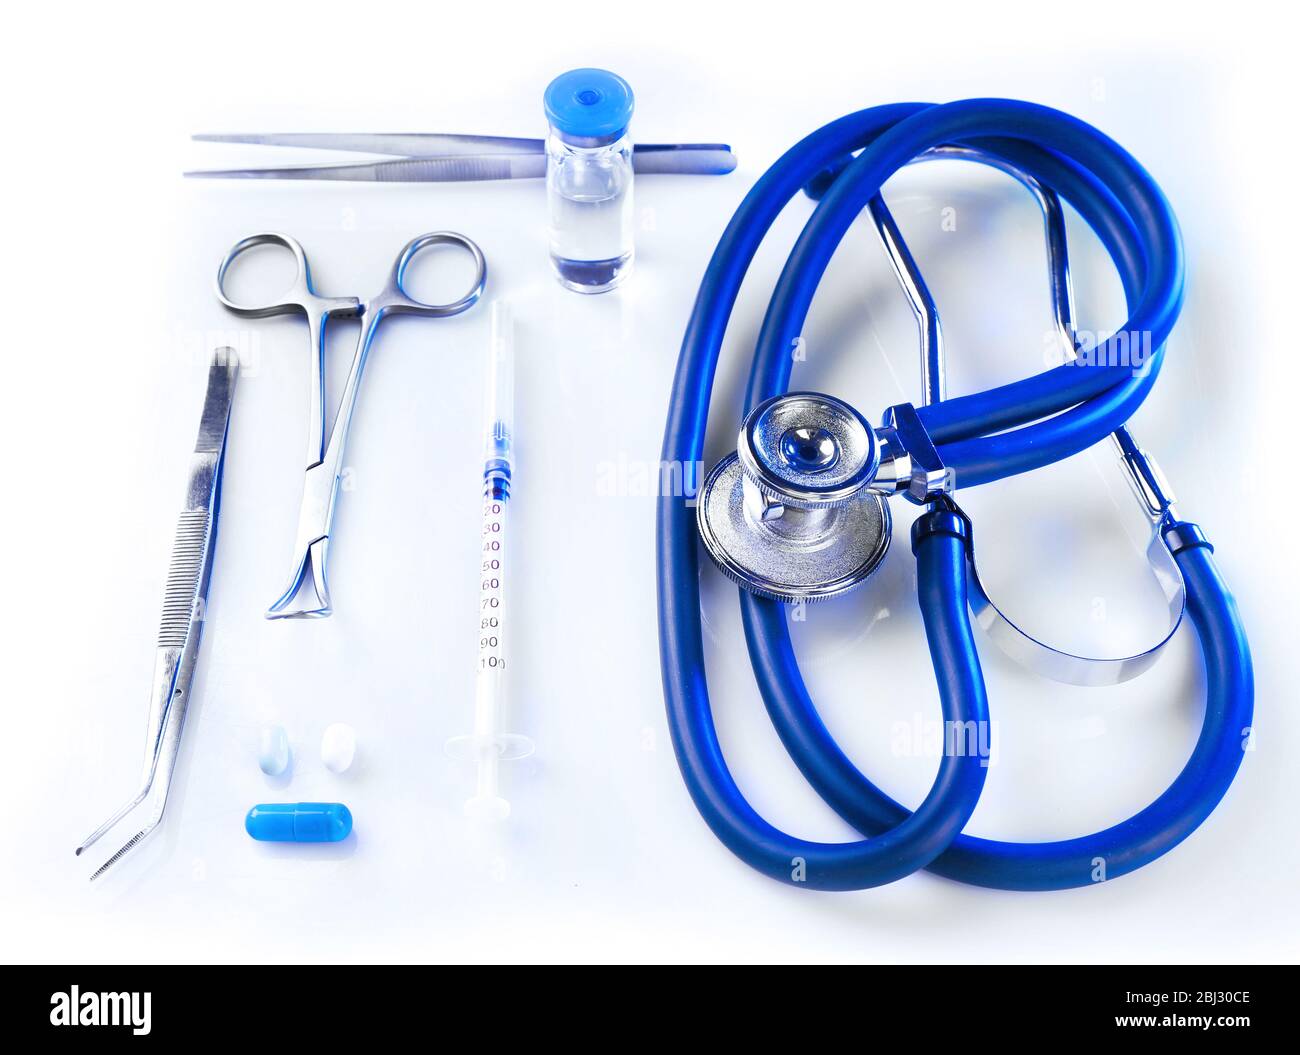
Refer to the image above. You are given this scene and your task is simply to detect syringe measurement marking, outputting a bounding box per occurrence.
[479,496,506,672]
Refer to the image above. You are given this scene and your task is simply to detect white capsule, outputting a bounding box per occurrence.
[258,724,290,777]
[321,723,357,774]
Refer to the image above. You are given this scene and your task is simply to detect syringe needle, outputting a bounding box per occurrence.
[483,300,515,498]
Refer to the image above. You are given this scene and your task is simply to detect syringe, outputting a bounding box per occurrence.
[446,302,534,821]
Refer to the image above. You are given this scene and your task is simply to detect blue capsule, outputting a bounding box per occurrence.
[245,802,353,843]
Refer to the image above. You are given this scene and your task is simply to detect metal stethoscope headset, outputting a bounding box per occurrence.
[657,100,1253,891]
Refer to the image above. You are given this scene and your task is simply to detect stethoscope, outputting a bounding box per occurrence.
[657,99,1253,891]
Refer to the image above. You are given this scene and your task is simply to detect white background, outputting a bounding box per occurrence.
[2,2,1296,964]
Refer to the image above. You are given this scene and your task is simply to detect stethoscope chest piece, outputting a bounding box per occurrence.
[697,392,892,602]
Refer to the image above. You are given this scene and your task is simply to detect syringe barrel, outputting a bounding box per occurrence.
[483,301,515,500]
[476,487,509,741]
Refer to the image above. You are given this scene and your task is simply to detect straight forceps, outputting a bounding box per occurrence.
[218,232,486,617]
[186,132,737,181]
[76,349,239,880]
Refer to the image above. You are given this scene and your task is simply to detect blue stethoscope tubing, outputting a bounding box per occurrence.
[657,99,1253,891]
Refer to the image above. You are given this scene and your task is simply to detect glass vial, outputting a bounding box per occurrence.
[543,68,635,294]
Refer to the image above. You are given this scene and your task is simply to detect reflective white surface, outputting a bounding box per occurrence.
[0,1,1295,963]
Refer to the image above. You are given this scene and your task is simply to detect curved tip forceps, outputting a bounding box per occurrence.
[77,349,238,880]
[217,231,487,618]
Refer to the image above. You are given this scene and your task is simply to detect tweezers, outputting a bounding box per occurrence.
[185,132,737,181]
[76,349,239,880]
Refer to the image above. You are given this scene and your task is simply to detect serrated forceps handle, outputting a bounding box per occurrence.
[77,349,239,878]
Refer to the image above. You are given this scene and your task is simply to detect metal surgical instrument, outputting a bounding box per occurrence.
[76,348,239,881]
[186,132,737,182]
[216,231,487,618]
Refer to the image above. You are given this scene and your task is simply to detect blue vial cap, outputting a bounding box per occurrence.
[245,802,353,843]
[544,68,634,146]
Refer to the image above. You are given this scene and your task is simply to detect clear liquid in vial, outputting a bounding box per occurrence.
[547,156,634,293]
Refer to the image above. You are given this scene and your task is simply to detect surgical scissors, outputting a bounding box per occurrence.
[218,231,487,618]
